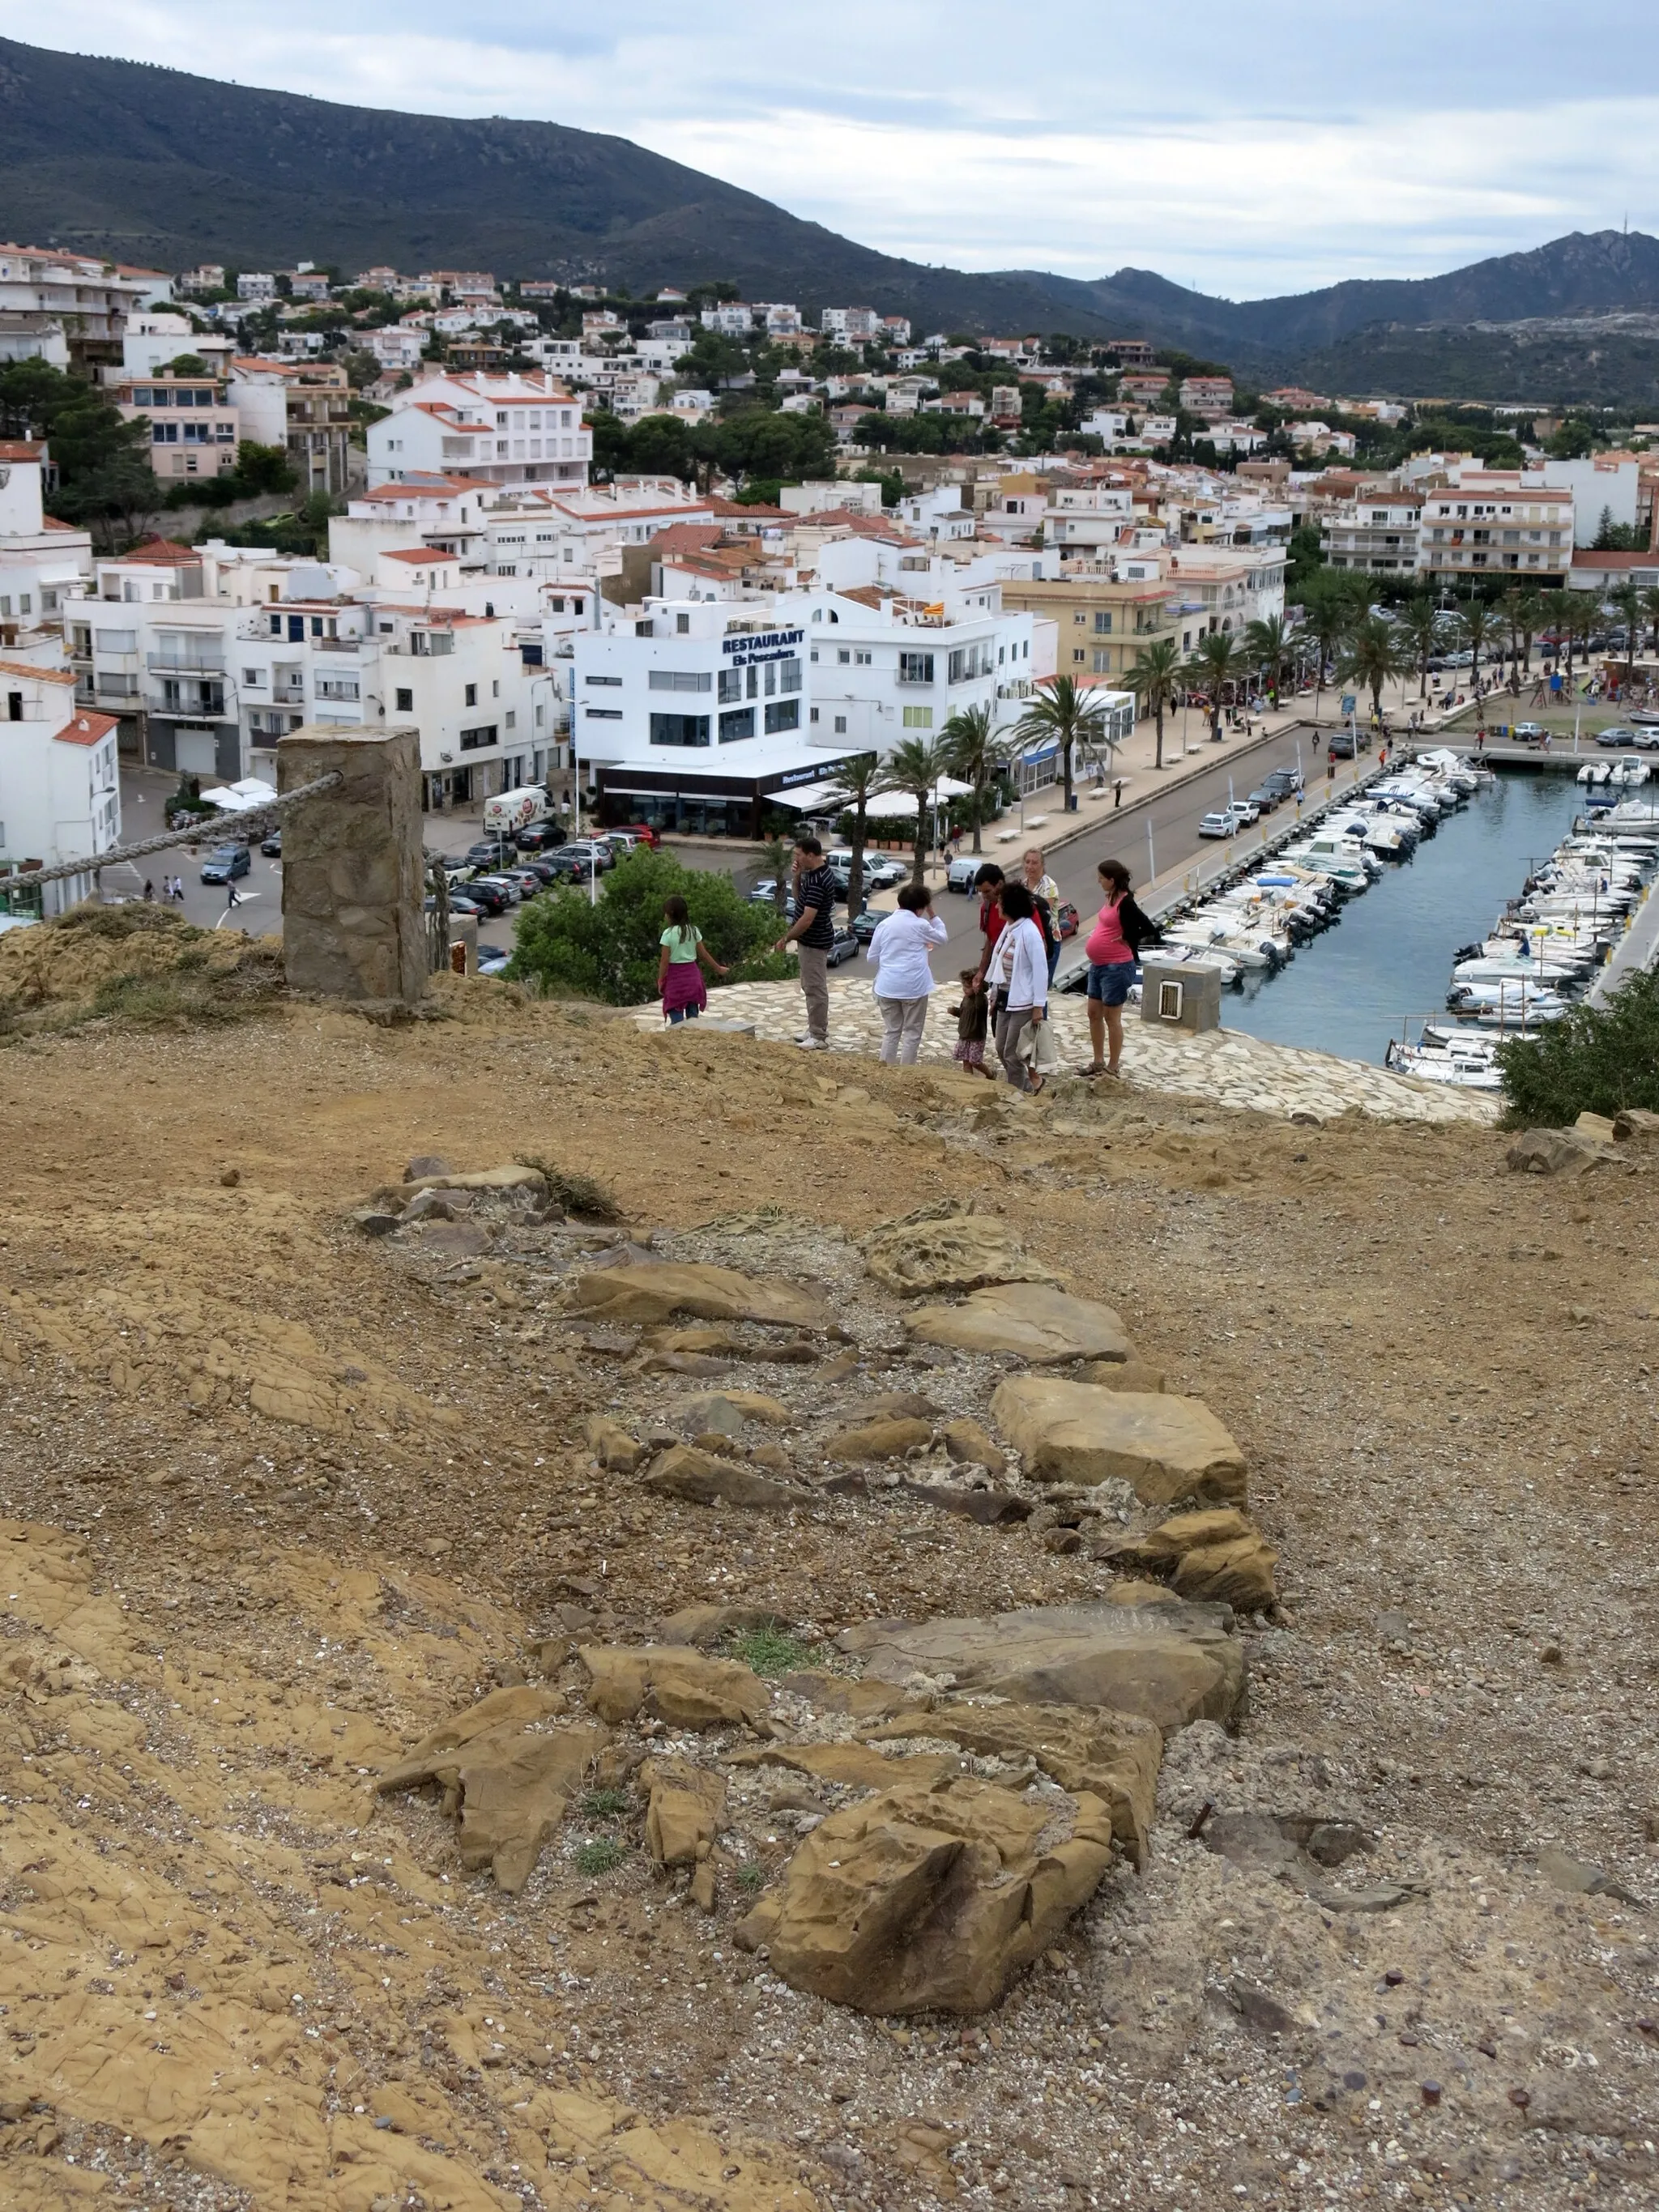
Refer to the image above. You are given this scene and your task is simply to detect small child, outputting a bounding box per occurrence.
[947,970,994,1077]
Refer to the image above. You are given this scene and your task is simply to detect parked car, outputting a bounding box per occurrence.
[1056,900,1080,940]
[564,839,615,872]
[613,822,662,846]
[851,906,887,944]
[497,866,549,896]
[1328,733,1358,759]
[825,925,860,967]
[465,838,514,868]
[748,881,800,921]
[514,823,556,851]
[1230,796,1261,825]
[460,880,510,915]
[1260,766,1303,795]
[478,944,513,976]
[424,892,488,919]
[1628,708,1659,727]
[1596,727,1640,748]
[1247,786,1281,814]
[1511,722,1548,744]
[260,827,282,859]
[597,831,640,854]
[946,854,983,893]
[200,843,250,883]
[1197,811,1237,839]
[1632,728,1659,751]
[829,849,904,890]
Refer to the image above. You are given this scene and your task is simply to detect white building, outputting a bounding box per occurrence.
[0,441,94,631]
[700,303,756,337]
[0,658,121,914]
[367,372,591,490]
[1320,490,1424,576]
[1418,473,1573,586]
[361,326,427,373]
[821,307,880,344]
[0,245,158,369]
[237,274,278,302]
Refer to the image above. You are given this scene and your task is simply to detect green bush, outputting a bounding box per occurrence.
[726,1622,816,1677]
[573,1838,627,1876]
[506,846,791,1005]
[1496,967,1659,1126]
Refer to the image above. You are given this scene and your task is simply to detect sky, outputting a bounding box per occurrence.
[4,4,1657,298]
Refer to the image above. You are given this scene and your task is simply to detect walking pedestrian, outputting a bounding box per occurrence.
[1022,846,1062,983]
[225,880,241,910]
[772,833,837,1050]
[1113,778,1124,809]
[656,893,727,1025]
[948,970,994,1079]
[971,863,1006,992]
[1077,858,1152,1080]
[866,881,948,1065]
[988,882,1051,1093]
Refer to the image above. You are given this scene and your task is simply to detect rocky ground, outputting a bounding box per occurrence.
[0,950,1657,2212]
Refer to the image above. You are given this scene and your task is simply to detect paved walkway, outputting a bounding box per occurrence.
[629,978,1499,1126]
[1590,882,1659,1005]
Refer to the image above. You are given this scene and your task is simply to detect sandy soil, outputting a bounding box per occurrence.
[1,960,1656,2211]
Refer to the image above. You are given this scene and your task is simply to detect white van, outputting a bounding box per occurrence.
[483,786,552,837]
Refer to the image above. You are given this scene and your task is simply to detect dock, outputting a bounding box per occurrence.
[1589,882,1659,1004]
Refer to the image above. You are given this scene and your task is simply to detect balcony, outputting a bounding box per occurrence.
[148,646,225,675]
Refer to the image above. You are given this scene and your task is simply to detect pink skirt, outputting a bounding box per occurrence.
[662,961,707,1018]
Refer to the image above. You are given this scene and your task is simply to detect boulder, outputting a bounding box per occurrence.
[728,1741,962,1792]
[1102,1510,1277,1609]
[1574,1110,1618,1144]
[898,1481,1030,1525]
[870,1700,1162,1869]
[656,1601,784,1648]
[1614,1106,1659,1146]
[578,1645,770,1731]
[349,1208,403,1238]
[403,1164,547,1195]
[641,1444,800,1513]
[672,1388,793,1435]
[864,1204,1056,1296]
[820,1391,940,1425]
[990,1378,1246,1505]
[824,1417,933,1463]
[642,1757,727,1866]
[906,1283,1131,1366]
[1506,1128,1605,1175]
[940,1418,1007,1477]
[585,1414,646,1473]
[405,1153,452,1179]
[839,1600,1244,1735]
[778,1670,920,1721]
[566,1262,826,1329]
[1081,1357,1167,1393]
[734,1775,1115,2015]
[376,1686,602,1893]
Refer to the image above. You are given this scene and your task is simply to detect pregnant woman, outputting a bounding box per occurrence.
[1079,858,1151,1080]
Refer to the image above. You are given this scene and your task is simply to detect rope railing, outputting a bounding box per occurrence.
[0,772,343,893]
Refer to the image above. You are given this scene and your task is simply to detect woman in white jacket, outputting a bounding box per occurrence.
[865,882,949,1064]
[988,880,1050,1094]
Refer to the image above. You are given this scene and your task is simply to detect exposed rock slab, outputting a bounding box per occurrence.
[586,1413,646,1473]
[991,1377,1247,1504]
[940,1417,1008,1477]
[643,1756,727,1865]
[579,1645,770,1730]
[1506,1127,1606,1175]
[864,1204,1056,1296]
[729,1741,962,1792]
[870,1699,1163,1869]
[566,1262,826,1328]
[840,1600,1244,1735]
[906,1283,1131,1366]
[672,1388,794,1434]
[377,1686,603,1892]
[641,1443,801,1513]
[735,1775,1115,2014]
[824,1416,933,1463]
[1081,1357,1167,1393]
[655,1600,785,1647]
[1102,1508,1278,1609]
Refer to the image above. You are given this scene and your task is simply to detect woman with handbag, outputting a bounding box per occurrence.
[989,881,1051,1095]
[1078,858,1154,1080]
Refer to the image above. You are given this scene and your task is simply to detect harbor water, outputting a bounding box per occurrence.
[1223,766,1601,1066]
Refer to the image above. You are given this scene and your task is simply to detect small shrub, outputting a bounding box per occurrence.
[514,1154,623,1221]
[574,1837,627,1877]
[1497,967,1659,1127]
[735,1863,767,1897]
[580,1787,629,1820]
[727,1622,815,1677]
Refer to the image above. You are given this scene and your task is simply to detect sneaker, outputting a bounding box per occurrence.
[795,1035,827,1051]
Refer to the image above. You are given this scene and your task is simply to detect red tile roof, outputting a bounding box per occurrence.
[116,538,199,566]
[0,440,45,462]
[382,547,457,565]
[55,710,118,746]
[0,658,76,684]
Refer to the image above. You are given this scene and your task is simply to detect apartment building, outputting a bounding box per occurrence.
[115,370,241,482]
[821,307,880,344]
[228,359,353,495]
[0,441,94,629]
[1179,377,1234,418]
[1119,373,1171,407]
[1043,484,1137,561]
[1418,474,1573,586]
[0,658,120,914]
[367,372,591,490]
[361,326,426,373]
[1320,488,1424,575]
[1105,339,1156,368]
[237,273,278,302]
[0,243,157,370]
[700,303,757,337]
[1000,572,1187,680]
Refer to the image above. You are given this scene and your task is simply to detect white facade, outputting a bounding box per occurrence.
[237,274,278,302]
[1320,493,1424,575]
[0,445,94,626]
[0,658,121,914]
[367,372,591,490]
[362,326,426,373]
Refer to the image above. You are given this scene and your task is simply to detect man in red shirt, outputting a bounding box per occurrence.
[972,863,1006,990]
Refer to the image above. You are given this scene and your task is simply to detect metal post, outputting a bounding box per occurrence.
[1146,817,1155,883]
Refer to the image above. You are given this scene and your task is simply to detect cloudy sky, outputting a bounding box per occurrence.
[4,3,1657,296]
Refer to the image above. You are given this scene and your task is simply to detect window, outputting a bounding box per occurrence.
[948,641,993,684]
[242,667,262,687]
[648,671,713,692]
[898,651,934,684]
[458,724,498,751]
[717,667,744,704]
[1073,650,1086,664]
[1073,612,1086,625]
[585,707,623,719]
[96,630,137,653]
[464,683,478,706]
[395,687,413,712]
[719,707,754,742]
[902,705,934,728]
[650,712,710,747]
[586,673,621,686]
[676,612,690,633]
[834,714,847,734]
[505,710,516,730]
[765,699,800,734]
[838,647,851,664]
[1094,611,1113,633]
[777,658,802,694]
[1092,650,1112,674]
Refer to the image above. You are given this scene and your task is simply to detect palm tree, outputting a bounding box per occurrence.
[1012,673,1110,812]
[882,734,951,885]
[1516,588,1546,681]
[1397,594,1442,700]
[1337,613,1405,722]
[1243,613,1290,702]
[817,751,881,918]
[1128,635,1182,770]
[1461,599,1498,693]
[756,833,791,919]
[1610,580,1644,688]
[1563,595,1597,687]
[1299,595,1350,722]
[1642,584,1659,658]
[1185,629,1239,740]
[941,701,1004,856]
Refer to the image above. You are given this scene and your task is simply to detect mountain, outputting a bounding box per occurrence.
[4,36,1659,399]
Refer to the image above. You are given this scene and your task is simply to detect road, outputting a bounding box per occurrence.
[110,768,284,936]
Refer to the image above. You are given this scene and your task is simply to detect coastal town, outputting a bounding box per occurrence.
[2,25,1659,2212]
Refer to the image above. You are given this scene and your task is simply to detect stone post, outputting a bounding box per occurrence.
[277,725,426,1004]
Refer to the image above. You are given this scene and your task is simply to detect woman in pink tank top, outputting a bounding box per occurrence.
[1080,858,1137,1080]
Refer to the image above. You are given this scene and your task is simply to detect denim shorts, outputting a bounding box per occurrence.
[1087,961,1135,1006]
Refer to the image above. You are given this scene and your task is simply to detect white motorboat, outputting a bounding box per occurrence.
[1385,1038,1504,1089]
